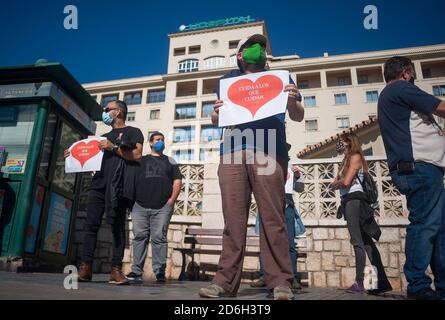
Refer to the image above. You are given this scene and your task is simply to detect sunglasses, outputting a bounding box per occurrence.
[103,107,119,113]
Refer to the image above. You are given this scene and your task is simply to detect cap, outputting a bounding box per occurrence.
[236,34,267,69]
[236,34,267,54]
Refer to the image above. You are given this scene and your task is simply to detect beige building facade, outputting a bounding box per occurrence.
[75,19,445,289]
[83,19,445,163]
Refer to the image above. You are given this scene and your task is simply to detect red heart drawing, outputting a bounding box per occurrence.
[65,199,72,209]
[71,141,101,167]
[36,185,45,205]
[228,75,284,117]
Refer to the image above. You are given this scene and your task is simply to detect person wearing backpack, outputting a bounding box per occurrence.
[331,133,392,295]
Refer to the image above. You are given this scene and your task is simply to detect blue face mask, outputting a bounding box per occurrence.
[102,112,113,126]
[153,140,165,152]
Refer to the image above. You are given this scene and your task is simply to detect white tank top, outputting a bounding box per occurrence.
[340,169,364,197]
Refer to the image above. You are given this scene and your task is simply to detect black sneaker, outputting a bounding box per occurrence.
[407,288,443,300]
[125,272,143,283]
[367,281,392,295]
[291,277,302,290]
[156,273,166,283]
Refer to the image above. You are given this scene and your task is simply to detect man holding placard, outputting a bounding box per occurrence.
[199,34,304,300]
[65,100,143,285]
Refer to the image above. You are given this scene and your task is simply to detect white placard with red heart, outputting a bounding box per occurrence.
[285,168,294,194]
[65,137,106,173]
[218,70,290,127]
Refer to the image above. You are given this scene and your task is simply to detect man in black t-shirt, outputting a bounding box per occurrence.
[125,132,182,283]
[65,100,143,285]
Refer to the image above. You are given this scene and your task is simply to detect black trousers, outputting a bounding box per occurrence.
[81,189,127,268]
[344,199,389,285]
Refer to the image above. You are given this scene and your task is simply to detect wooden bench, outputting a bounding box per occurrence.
[174,228,307,283]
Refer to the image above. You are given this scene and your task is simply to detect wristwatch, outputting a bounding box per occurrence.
[111,144,119,154]
[295,91,302,102]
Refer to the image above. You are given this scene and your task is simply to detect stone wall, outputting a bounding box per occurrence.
[70,165,204,278]
[70,160,417,293]
[302,225,408,292]
[70,212,410,291]
[70,211,200,279]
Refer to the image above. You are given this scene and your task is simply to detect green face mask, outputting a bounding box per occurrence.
[242,43,266,65]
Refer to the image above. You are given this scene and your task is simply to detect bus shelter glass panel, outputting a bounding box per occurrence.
[37,112,58,180]
[0,104,38,174]
[52,122,81,194]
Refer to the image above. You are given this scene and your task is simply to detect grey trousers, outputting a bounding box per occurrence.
[130,201,174,275]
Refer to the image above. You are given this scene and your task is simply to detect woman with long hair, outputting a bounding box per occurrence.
[331,133,392,294]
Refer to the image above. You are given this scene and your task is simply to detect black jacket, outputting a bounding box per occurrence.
[337,191,381,241]
[105,158,139,224]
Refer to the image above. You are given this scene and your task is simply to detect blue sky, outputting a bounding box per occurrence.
[0,0,443,83]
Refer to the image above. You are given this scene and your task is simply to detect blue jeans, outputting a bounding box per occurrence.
[390,162,445,296]
[259,205,298,278]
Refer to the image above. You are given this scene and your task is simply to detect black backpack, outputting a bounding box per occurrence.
[356,172,379,209]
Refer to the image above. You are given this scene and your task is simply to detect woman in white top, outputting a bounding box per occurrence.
[331,133,392,295]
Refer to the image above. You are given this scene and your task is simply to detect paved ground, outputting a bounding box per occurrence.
[0,271,406,300]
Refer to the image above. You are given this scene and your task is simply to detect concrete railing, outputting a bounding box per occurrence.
[293,157,409,227]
